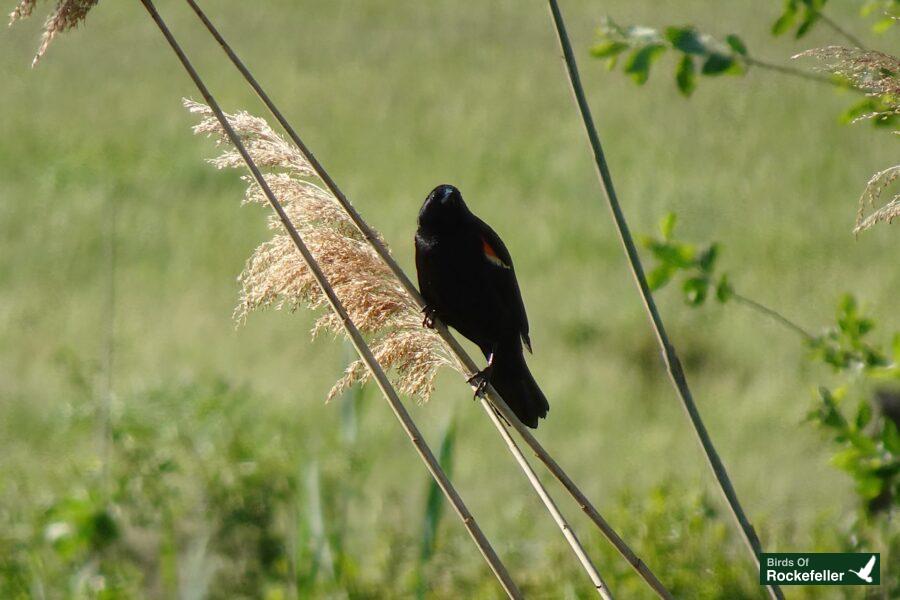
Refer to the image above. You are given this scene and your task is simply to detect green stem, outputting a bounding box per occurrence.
[730,292,815,342]
[546,2,783,599]
[743,56,835,85]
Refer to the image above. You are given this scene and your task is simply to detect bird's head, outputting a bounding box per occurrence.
[418,184,469,231]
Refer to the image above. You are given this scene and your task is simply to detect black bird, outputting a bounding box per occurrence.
[414,184,549,428]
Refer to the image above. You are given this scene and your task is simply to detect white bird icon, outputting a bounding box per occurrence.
[848,555,876,583]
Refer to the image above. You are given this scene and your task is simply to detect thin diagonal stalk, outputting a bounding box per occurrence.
[479,398,612,598]
[743,56,835,85]
[185,1,610,589]
[182,2,669,596]
[137,2,520,597]
[731,292,814,341]
[545,2,782,600]
[816,10,868,51]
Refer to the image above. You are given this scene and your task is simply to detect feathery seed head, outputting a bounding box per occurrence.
[854,165,900,233]
[185,99,462,403]
[796,47,900,233]
[9,0,99,66]
[794,47,900,118]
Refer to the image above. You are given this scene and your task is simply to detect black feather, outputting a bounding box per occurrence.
[415,184,548,428]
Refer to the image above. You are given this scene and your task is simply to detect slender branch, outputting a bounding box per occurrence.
[181,1,670,597]
[731,292,814,341]
[480,398,613,599]
[545,2,783,600]
[743,55,835,85]
[816,10,868,51]
[137,2,521,597]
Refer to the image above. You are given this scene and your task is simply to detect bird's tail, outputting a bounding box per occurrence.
[490,342,549,429]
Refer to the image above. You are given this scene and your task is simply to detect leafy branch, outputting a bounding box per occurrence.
[590,7,897,133]
[591,17,833,98]
[643,213,900,517]
[591,6,900,233]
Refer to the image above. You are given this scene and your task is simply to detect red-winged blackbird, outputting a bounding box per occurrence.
[415,184,549,428]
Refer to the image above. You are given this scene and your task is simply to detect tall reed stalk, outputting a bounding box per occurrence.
[137,1,520,597]
[545,2,782,599]
[180,2,669,597]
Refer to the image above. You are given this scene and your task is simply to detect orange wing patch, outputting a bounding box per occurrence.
[482,238,510,269]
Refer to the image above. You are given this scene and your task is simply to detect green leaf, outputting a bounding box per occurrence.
[625,44,666,85]
[647,264,676,291]
[591,41,629,59]
[659,212,678,240]
[830,446,861,472]
[795,8,821,38]
[854,475,884,500]
[676,54,696,96]
[882,419,900,455]
[858,318,874,336]
[841,98,878,124]
[772,11,797,36]
[683,276,709,306]
[725,34,748,56]
[855,400,873,430]
[648,240,696,268]
[715,275,733,303]
[815,387,849,431]
[664,26,707,55]
[698,243,719,273]
[837,294,859,334]
[702,53,736,75]
[860,0,879,17]
[873,16,896,34]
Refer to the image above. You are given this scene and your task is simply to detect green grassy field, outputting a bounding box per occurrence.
[1,0,898,597]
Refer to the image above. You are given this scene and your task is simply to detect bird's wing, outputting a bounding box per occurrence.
[862,555,876,576]
[473,216,531,351]
[414,235,435,306]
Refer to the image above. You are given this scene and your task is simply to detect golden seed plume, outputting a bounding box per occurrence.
[8,0,99,66]
[795,46,900,233]
[794,46,900,116]
[854,165,900,233]
[185,99,462,403]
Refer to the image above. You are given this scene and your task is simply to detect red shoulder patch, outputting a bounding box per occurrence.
[482,238,509,269]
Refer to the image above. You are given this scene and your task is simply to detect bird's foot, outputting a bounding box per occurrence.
[421,305,437,329]
[467,365,493,399]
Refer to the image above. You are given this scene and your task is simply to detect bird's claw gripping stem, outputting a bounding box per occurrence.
[421,305,437,329]
[467,366,493,399]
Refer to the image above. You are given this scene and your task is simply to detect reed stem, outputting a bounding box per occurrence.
[545,2,782,599]
[480,398,612,599]
[138,1,520,596]
[180,2,670,596]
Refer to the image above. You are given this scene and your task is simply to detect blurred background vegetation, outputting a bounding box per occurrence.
[1,0,898,597]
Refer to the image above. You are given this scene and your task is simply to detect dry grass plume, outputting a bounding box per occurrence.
[8,0,99,66]
[795,46,900,233]
[185,99,462,403]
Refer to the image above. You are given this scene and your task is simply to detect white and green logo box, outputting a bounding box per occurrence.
[760,553,880,586]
